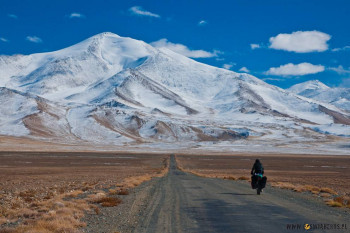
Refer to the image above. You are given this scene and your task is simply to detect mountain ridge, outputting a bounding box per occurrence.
[0,32,349,153]
[288,80,350,111]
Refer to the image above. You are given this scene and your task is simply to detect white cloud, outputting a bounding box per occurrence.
[69,13,85,18]
[239,67,250,73]
[129,6,160,18]
[222,63,236,70]
[262,77,284,82]
[8,14,18,19]
[266,63,325,76]
[223,64,233,70]
[332,46,350,52]
[250,44,260,50]
[151,39,220,58]
[328,65,350,74]
[0,37,9,42]
[269,31,331,53]
[198,20,207,26]
[26,36,43,43]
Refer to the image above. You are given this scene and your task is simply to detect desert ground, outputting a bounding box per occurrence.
[176,153,350,195]
[0,151,168,232]
[0,151,349,233]
[84,155,350,233]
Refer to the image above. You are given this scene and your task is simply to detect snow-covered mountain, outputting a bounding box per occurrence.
[288,80,350,111]
[0,32,349,153]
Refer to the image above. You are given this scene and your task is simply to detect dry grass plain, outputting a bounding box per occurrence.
[176,153,350,208]
[1,151,349,232]
[0,152,169,232]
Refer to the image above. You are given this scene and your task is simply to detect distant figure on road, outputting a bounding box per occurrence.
[251,159,264,176]
[251,159,266,195]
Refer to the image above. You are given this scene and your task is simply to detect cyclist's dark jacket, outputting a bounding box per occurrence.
[251,159,264,175]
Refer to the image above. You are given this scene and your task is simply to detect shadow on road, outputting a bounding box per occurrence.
[220,192,255,196]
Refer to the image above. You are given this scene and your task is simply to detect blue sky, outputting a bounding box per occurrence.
[1,0,349,88]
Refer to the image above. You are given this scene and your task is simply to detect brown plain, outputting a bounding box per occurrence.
[1,151,349,232]
[0,152,168,232]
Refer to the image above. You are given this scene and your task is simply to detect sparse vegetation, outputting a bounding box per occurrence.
[224,176,237,180]
[117,189,129,195]
[92,205,100,215]
[320,187,338,195]
[0,152,169,232]
[65,190,84,198]
[271,183,329,194]
[320,192,332,198]
[88,192,107,203]
[326,200,343,207]
[334,196,345,205]
[271,182,296,190]
[270,182,350,208]
[238,176,250,181]
[109,189,118,195]
[88,191,122,207]
[98,197,122,207]
[176,154,350,210]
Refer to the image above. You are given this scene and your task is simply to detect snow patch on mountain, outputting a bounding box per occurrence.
[0,88,38,136]
[288,80,350,111]
[0,33,349,153]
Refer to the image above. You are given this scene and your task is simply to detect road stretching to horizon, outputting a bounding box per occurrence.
[133,155,349,233]
[84,155,350,233]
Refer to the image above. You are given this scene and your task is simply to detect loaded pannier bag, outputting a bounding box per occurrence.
[259,176,267,189]
[251,175,258,189]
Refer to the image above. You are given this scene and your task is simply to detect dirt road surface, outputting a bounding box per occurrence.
[84,155,350,233]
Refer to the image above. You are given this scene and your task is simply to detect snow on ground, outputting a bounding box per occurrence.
[67,106,132,144]
[308,124,350,137]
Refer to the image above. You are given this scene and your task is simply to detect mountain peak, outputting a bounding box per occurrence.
[58,32,152,57]
[304,80,329,88]
[90,32,121,39]
[288,80,350,111]
[288,80,329,94]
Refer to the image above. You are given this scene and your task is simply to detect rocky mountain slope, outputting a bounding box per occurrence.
[0,32,349,152]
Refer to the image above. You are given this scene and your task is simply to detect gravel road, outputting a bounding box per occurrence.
[84,155,349,233]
